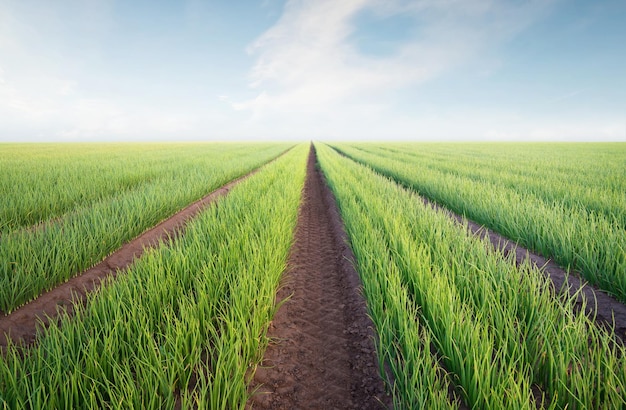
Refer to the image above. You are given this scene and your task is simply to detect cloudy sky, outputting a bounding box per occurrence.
[0,0,624,142]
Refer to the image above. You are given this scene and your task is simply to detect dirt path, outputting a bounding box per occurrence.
[0,155,285,350]
[456,214,626,342]
[248,146,391,409]
[406,193,626,341]
[331,147,626,342]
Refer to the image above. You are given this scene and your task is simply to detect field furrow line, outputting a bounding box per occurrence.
[319,143,626,408]
[248,145,391,409]
[0,151,287,350]
[332,146,626,342]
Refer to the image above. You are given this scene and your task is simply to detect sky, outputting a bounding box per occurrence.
[0,0,624,142]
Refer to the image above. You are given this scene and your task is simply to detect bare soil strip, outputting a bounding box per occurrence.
[410,196,626,341]
[248,146,391,409]
[331,147,626,342]
[0,154,286,349]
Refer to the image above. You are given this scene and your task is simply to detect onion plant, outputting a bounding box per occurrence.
[332,143,626,303]
[0,143,290,313]
[0,144,307,409]
[316,143,626,409]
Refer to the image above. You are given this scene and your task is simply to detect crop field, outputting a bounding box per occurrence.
[0,143,290,313]
[332,142,626,303]
[1,142,625,409]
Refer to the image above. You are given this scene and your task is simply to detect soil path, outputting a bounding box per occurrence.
[0,153,287,349]
[332,147,626,342]
[248,146,391,409]
[452,212,626,342]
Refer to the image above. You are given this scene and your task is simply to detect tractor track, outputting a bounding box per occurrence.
[0,151,289,350]
[333,147,626,342]
[248,145,391,409]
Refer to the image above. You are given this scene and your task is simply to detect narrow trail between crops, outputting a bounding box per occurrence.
[407,194,626,342]
[458,213,626,342]
[248,146,390,410]
[331,148,626,342]
[0,153,286,350]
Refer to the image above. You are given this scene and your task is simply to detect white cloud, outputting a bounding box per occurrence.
[235,0,556,118]
[525,121,626,142]
[55,99,197,141]
[0,1,204,141]
[544,88,588,105]
[0,92,202,142]
[7,0,617,142]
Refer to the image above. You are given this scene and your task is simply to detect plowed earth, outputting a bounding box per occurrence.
[333,147,626,342]
[424,199,626,342]
[0,160,275,350]
[248,147,391,409]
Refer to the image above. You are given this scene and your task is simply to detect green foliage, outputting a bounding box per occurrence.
[0,144,308,409]
[332,142,626,303]
[0,143,290,313]
[316,143,626,409]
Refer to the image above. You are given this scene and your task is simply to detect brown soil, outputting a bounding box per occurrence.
[0,156,283,350]
[459,216,626,342]
[332,147,626,343]
[248,146,391,409]
[415,187,626,343]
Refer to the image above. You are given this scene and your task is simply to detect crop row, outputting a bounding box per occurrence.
[0,144,290,313]
[352,143,626,225]
[332,143,626,303]
[0,144,308,409]
[0,143,286,234]
[316,143,626,409]
[2,141,624,409]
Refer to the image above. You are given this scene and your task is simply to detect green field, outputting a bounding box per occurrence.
[317,143,626,409]
[0,143,290,313]
[1,142,625,409]
[332,142,626,302]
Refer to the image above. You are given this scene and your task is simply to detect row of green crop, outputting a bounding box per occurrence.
[0,144,290,314]
[333,143,626,303]
[316,143,626,409]
[0,144,308,409]
[349,143,626,226]
[0,143,285,234]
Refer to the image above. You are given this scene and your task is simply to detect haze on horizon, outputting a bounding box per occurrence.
[0,0,624,143]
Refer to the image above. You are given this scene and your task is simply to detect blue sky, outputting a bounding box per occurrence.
[0,0,624,142]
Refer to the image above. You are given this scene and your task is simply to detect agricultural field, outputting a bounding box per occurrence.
[331,142,626,303]
[1,142,625,409]
[317,143,626,408]
[0,143,290,313]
